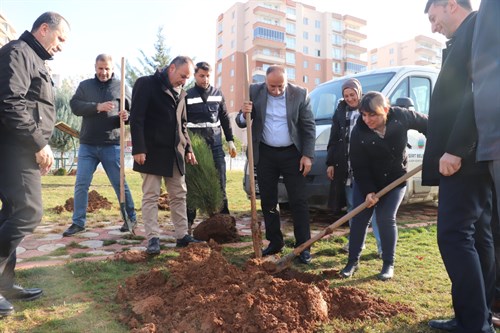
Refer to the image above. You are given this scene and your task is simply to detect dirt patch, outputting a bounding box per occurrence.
[116,244,414,333]
[193,214,239,243]
[158,192,170,211]
[61,190,113,212]
[113,250,149,263]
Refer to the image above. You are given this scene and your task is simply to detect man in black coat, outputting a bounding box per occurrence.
[472,0,500,324]
[423,1,495,332]
[0,12,70,316]
[130,56,201,255]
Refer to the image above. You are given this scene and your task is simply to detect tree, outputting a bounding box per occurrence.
[126,26,171,87]
[185,132,223,217]
[49,79,81,169]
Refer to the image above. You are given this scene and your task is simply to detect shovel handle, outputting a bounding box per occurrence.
[291,164,423,257]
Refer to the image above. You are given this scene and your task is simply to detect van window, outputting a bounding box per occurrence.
[389,76,432,114]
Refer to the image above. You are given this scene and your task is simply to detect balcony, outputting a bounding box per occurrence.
[344,42,367,54]
[252,49,285,64]
[343,28,366,41]
[253,5,286,19]
[343,15,367,28]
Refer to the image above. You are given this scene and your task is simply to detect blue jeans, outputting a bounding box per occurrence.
[348,181,406,265]
[72,144,136,227]
[345,185,382,253]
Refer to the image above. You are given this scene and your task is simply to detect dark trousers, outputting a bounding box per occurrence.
[187,144,228,223]
[348,181,406,265]
[488,161,500,303]
[437,172,494,333]
[256,143,311,248]
[0,145,43,290]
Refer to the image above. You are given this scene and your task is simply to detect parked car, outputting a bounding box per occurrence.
[243,66,440,210]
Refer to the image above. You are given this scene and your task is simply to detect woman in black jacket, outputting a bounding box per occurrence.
[340,91,427,280]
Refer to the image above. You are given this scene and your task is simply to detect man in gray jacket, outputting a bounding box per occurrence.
[237,65,315,264]
[62,54,136,237]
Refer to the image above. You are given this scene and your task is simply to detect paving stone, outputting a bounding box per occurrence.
[129,246,147,252]
[159,235,176,241]
[16,247,26,255]
[78,232,100,238]
[88,250,114,256]
[37,233,63,241]
[79,240,103,248]
[38,243,66,252]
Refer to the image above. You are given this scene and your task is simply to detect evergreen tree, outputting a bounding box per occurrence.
[186,132,223,217]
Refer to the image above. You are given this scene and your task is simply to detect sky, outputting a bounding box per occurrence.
[0,0,481,80]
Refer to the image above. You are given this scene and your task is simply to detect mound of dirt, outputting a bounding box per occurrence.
[116,244,414,333]
[63,190,112,212]
[193,214,239,243]
[158,192,170,211]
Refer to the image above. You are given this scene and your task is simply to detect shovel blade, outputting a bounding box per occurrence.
[120,202,136,235]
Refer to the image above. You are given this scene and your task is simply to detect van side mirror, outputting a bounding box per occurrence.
[395,97,415,111]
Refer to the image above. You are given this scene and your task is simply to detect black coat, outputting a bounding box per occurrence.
[472,0,500,162]
[130,70,191,177]
[325,99,352,212]
[0,31,55,153]
[422,12,488,186]
[350,107,428,197]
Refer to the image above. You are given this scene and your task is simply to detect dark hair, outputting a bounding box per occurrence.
[359,91,389,115]
[424,0,472,13]
[95,54,113,63]
[31,12,70,33]
[195,61,211,73]
[169,55,194,69]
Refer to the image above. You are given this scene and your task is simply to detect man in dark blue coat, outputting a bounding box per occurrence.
[423,1,495,332]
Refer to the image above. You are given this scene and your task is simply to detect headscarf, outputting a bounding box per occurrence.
[341,78,362,111]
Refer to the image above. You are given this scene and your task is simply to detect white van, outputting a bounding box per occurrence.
[243,65,439,210]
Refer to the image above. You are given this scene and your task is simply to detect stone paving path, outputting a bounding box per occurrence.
[16,203,437,270]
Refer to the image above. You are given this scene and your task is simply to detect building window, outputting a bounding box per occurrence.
[370,54,377,64]
[217,49,223,60]
[303,31,308,39]
[286,67,296,80]
[315,63,321,71]
[303,46,308,54]
[332,62,341,74]
[331,19,342,31]
[303,60,308,68]
[344,62,366,73]
[217,76,222,87]
[303,17,309,25]
[286,7,296,20]
[231,25,235,33]
[231,54,235,62]
[230,85,234,92]
[315,34,321,43]
[253,27,285,42]
[389,48,394,54]
[286,51,296,64]
[315,20,321,28]
[332,33,342,45]
[286,36,296,49]
[286,22,296,35]
[230,69,234,77]
[230,100,234,108]
[303,75,309,83]
[217,63,222,73]
[316,49,321,57]
[332,47,342,60]
[231,40,235,49]
[390,59,395,66]
[315,78,321,85]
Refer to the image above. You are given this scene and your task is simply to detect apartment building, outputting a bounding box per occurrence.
[214,0,367,142]
[0,13,16,47]
[369,35,443,70]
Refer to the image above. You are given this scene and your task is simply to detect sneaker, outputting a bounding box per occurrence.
[146,237,160,255]
[119,219,137,232]
[176,234,203,248]
[62,224,85,237]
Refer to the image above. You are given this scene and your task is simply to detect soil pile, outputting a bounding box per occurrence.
[53,190,112,213]
[193,214,239,243]
[116,244,413,333]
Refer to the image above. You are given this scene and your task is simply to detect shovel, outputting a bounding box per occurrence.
[265,164,423,274]
[119,57,135,234]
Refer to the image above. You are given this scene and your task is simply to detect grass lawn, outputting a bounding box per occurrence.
[0,170,462,332]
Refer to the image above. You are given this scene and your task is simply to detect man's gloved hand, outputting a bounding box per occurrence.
[228,141,237,158]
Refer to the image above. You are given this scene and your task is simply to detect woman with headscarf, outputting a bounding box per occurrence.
[326,78,381,255]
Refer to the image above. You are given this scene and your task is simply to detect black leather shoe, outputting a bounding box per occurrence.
[146,237,161,255]
[0,285,43,301]
[262,244,284,256]
[298,250,312,264]
[0,295,14,317]
[176,234,203,248]
[378,263,394,281]
[428,318,457,331]
[62,224,85,237]
[340,261,359,278]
